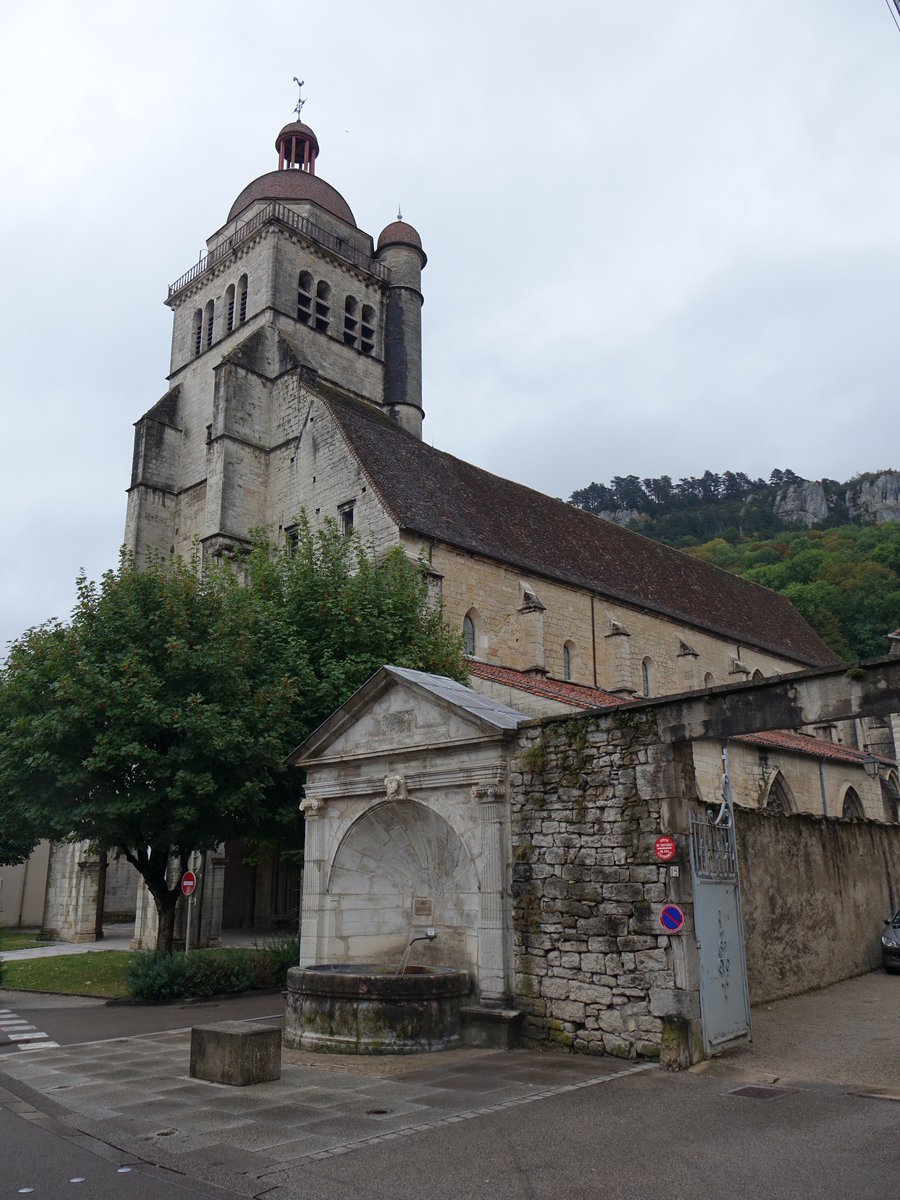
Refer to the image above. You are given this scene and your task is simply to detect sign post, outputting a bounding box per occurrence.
[182,868,198,954]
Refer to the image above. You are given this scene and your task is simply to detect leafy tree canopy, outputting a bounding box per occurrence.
[0,519,466,950]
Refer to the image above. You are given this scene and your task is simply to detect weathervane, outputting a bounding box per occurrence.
[292,76,306,120]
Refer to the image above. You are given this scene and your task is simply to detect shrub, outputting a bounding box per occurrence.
[125,936,300,1003]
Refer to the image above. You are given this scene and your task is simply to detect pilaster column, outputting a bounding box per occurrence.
[299,795,327,967]
[474,784,509,1003]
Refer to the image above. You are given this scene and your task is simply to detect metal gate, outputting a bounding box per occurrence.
[689,749,751,1055]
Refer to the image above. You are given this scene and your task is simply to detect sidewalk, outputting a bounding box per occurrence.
[0,1029,651,1198]
[0,926,273,962]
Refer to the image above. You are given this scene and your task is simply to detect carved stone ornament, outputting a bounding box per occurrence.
[471,784,504,803]
[300,795,324,815]
[385,774,408,800]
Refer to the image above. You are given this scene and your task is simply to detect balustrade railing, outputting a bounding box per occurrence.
[168,203,389,298]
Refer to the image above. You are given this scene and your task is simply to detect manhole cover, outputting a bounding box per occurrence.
[728,1086,792,1101]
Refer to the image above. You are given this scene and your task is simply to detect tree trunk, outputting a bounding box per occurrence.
[155,891,180,954]
[94,851,107,941]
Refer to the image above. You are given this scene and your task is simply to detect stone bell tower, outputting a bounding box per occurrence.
[125,101,427,563]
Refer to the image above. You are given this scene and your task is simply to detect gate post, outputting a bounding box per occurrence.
[654,742,705,1068]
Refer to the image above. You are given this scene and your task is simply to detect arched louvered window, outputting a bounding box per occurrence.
[344,296,358,347]
[192,308,203,357]
[204,299,215,349]
[297,272,313,323]
[361,304,376,354]
[315,281,331,333]
[225,284,235,333]
[238,274,248,324]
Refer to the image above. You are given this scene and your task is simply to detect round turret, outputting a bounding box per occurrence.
[375,218,426,438]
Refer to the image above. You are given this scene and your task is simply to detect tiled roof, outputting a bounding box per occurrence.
[471,663,893,769]
[733,728,894,768]
[468,661,622,709]
[323,392,840,667]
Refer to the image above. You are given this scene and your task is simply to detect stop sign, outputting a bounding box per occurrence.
[181,870,197,896]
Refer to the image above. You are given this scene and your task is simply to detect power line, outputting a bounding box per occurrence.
[886,0,900,35]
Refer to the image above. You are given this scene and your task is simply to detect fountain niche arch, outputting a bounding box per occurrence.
[328,799,479,975]
[285,800,475,1053]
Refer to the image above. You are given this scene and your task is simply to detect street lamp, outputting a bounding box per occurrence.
[862,749,879,779]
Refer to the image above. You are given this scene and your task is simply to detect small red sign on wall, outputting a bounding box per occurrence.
[654,836,676,862]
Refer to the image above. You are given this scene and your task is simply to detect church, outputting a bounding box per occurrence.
[10,107,897,990]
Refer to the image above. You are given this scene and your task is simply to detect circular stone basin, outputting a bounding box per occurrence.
[284,964,471,1055]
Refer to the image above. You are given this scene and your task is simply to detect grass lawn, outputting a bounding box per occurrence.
[1,952,131,999]
[0,929,44,952]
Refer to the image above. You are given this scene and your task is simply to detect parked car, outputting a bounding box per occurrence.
[882,907,900,973]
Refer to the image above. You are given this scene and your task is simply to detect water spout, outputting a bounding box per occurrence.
[396,927,436,976]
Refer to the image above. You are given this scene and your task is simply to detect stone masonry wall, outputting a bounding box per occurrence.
[735,807,900,1004]
[509,710,689,1061]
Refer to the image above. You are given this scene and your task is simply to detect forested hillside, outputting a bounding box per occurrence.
[569,470,900,661]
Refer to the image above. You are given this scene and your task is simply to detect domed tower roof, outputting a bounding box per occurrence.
[376,219,427,266]
[227,118,356,226]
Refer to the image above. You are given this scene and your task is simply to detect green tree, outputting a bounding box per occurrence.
[0,522,466,951]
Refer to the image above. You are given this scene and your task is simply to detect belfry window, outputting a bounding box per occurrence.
[225,284,235,333]
[297,272,313,323]
[361,304,375,354]
[238,274,248,324]
[315,281,331,333]
[192,308,203,357]
[204,299,215,349]
[344,296,358,347]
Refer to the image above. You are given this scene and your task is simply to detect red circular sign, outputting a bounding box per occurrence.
[654,836,676,863]
[181,870,197,896]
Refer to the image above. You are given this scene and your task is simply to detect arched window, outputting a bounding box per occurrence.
[225,284,236,333]
[463,615,475,656]
[204,299,215,349]
[297,272,313,323]
[764,771,796,814]
[192,308,203,357]
[344,296,358,347]
[563,641,575,682]
[361,304,376,354]
[841,786,864,820]
[315,280,331,333]
[237,274,248,324]
[704,672,716,688]
[752,669,764,682]
[641,656,655,698]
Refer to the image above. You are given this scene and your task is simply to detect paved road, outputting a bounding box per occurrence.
[0,971,896,1199]
[0,1104,236,1199]
[0,990,283,1056]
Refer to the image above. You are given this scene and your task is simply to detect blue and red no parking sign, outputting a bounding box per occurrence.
[659,903,685,933]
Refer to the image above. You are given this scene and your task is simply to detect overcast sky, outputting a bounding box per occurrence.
[2,1,900,653]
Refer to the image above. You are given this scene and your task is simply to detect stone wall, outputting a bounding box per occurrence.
[421,539,800,697]
[735,807,900,1004]
[509,711,690,1060]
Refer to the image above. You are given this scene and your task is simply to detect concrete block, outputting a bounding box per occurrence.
[190,1021,281,1086]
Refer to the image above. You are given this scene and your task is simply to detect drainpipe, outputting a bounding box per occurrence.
[818,760,829,817]
[590,593,598,688]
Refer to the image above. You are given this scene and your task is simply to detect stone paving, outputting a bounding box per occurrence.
[0,1027,652,1197]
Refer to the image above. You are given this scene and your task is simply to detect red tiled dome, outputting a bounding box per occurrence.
[227,170,356,226]
[377,220,423,252]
